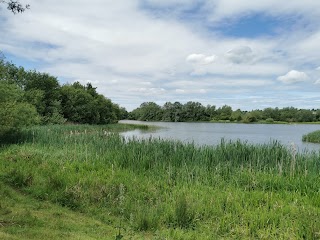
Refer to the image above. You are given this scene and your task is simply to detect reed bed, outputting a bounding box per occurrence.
[303,130,320,143]
[1,124,320,239]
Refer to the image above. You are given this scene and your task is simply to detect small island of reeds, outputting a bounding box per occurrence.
[302,130,320,143]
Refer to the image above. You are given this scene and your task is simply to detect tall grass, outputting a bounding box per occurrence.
[303,130,320,143]
[1,124,320,239]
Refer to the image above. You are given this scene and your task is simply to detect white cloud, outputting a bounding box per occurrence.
[204,0,320,23]
[131,87,166,96]
[1,0,320,111]
[277,70,309,84]
[186,54,216,65]
[225,46,254,64]
[175,88,207,94]
[314,79,320,84]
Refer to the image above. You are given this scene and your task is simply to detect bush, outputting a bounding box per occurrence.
[266,118,274,123]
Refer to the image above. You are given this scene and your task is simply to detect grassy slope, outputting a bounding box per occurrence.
[0,182,120,240]
[1,124,320,239]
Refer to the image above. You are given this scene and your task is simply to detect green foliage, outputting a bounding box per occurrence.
[60,82,120,124]
[265,117,274,123]
[129,102,319,124]
[0,55,123,126]
[130,102,163,121]
[174,195,195,229]
[0,81,39,139]
[302,130,320,143]
[215,105,233,121]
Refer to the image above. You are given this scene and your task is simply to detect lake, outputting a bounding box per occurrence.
[119,120,320,152]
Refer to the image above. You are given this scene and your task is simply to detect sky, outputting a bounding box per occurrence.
[1,0,320,111]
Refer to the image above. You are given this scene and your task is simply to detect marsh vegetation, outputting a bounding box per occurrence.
[1,124,320,239]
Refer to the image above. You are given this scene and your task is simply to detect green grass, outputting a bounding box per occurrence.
[1,124,320,239]
[302,130,320,143]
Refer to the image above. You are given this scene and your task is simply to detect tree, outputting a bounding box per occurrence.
[60,82,120,124]
[60,84,97,124]
[158,101,184,122]
[262,107,281,121]
[162,102,175,122]
[295,109,315,122]
[0,81,39,138]
[205,105,217,120]
[1,0,30,14]
[215,105,233,121]
[138,102,163,121]
[181,101,207,121]
[231,109,243,122]
[24,71,63,123]
[279,107,298,122]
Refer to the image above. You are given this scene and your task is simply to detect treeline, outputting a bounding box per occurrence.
[0,56,127,137]
[129,102,320,123]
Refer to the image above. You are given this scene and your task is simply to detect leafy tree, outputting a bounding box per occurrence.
[279,107,298,122]
[138,102,163,121]
[231,109,243,122]
[295,109,315,122]
[162,102,176,122]
[181,101,207,121]
[243,112,256,123]
[206,105,217,120]
[215,105,233,121]
[60,82,120,124]
[262,107,281,121]
[119,107,129,120]
[94,94,119,124]
[172,102,183,122]
[1,54,124,126]
[0,81,39,138]
[24,71,63,123]
[60,84,97,124]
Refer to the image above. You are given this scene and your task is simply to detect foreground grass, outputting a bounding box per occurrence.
[303,130,320,143]
[0,181,124,240]
[1,124,320,239]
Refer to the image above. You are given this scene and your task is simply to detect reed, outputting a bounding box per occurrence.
[1,124,320,239]
[302,130,320,143]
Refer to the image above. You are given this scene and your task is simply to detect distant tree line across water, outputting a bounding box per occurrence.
[129,101,320,123]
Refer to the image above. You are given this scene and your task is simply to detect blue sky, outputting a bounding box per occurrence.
[1,0,320,111]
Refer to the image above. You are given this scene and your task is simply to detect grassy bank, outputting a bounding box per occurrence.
[1,124,320,239]
[303,130,320,143]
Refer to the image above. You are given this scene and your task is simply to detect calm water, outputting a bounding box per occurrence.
[119,120,320,152]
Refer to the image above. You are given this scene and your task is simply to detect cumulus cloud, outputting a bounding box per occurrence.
[1,0,320,110]
[131,87,166,96]
[175,89,207,94]
[225,46,254,64]
[204,0,320,23]
[186,53,216,65]
[314,79,320,84]
[277,70,309,84]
